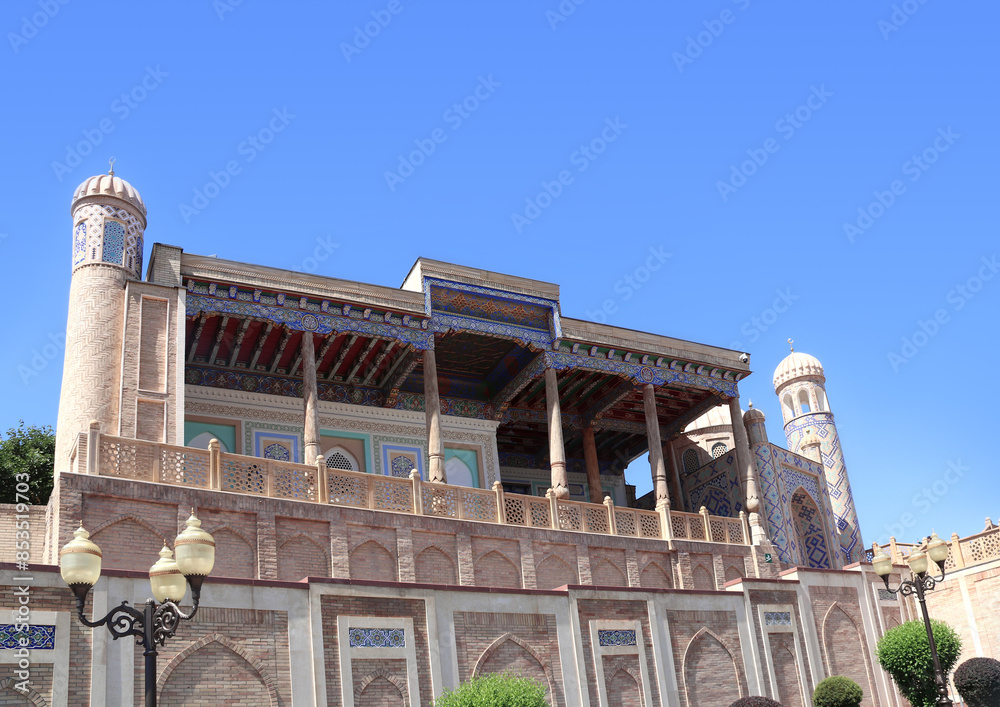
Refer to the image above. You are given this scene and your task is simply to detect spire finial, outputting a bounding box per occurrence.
[788,338,794,352]
[748,399,753,409]
[108,157,116,176]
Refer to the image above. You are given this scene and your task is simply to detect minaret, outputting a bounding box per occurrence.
[54,164,147,468]
[773,341,863,566]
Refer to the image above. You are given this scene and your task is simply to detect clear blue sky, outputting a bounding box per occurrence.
[2,1,997,546]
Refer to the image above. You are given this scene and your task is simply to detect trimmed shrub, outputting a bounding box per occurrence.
[954,657,1000,707]
[812,675,863,707]
[434,671,547,707]
[875,618,962,707]
[729,697,782,707]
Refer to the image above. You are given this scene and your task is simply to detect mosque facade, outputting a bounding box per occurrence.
[1,170,995,706]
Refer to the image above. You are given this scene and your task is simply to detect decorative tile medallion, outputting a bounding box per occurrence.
[0,624,56,650]
[764,612,792,626]
[877,589,897,601]
[597,629,637,647]
[263,443,290,461]
[348,627,405,648]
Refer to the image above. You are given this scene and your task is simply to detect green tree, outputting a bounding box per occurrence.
[0,422,55,505]
[434,671,547,707]
[875,618,961,707]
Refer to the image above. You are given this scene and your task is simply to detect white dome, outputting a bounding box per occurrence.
[72,173,147,224]
[683,403,732,433]
[773,351,825,390]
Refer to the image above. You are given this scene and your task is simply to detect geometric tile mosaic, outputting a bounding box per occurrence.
[764,612,791,626]
[597,629,637,647]
[0,624,55,650]
[348,627,405,648]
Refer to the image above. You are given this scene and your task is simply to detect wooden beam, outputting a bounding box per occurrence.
[361,341,396,386]
[227,319,252,369]
[345,337,379,384]
[248,321,273,372]
[327,334,358,381]
[187,313,207,362]
[207,316,230,366]
[269,327,292,374]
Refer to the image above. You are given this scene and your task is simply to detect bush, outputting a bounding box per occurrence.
[812,676,863,707]
[954,657,1000,707]
[434,671,547,707]
[729,698,782,707]
[875,618,962,707]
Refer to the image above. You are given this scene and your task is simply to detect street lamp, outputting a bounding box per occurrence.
[59,512,215,707]
[872,531,953,706]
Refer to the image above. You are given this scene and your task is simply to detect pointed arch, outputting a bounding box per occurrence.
[535,553,577,590]
[682,628,742,707]
[821,602,876,705]
[473,632,554,699]
[0,677,49,706]
[797,389,811,413]
[354,668,407,704]
[324,445,359,471]
[474,550,521,589]
[91,514,167,572]
[692,563,716,590]
[724,563,745,583]
[771,637,804,707]
[277,532,330,581]
[591,558,627,587]
[782,393,795,421]
[207,524,256,579]
[415,545,457,585]
[157,633,278,705]
[605,660,645,707]
[639,560,672,589]
[789,487,831,569]
[350,539,397,582]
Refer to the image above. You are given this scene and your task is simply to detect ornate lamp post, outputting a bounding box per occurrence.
[872,532,953,706]
[59,512,215,707]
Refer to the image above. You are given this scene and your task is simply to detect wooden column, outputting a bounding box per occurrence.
[301,331,322,464]
[583,425,603,502]
[665,438,685,512]
[728,395,760,514]
[544,367,569,499]
[643,384,669,510]
[424,349,446,483]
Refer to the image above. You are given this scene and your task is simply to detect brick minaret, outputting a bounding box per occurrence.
[54,167,147,469]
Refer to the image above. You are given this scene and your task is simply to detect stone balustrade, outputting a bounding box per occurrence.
[880,524,1000,571]
[70,427,750,547]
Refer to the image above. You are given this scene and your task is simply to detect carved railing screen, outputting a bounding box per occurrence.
[90,433,748,546]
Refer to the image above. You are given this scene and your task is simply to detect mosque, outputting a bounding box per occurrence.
[2,169,997,706]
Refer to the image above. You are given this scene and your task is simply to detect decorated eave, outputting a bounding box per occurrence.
[177,250,752,472]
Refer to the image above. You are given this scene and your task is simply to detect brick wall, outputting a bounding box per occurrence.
[0,505,47,564]
[453,611,564,707]
[320,595,433,707]
[0,666,52,706]
[577,599,660,707]
[589,548,628,587]
[666,609,746,707]
[352,659,408,706]
[472,537,521,589]
[809,584,880,707]
[144,607,290,706]
[603,655,643,707]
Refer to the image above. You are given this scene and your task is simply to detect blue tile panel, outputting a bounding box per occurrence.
[597,629,637,647]
[348,627,405,648]
[0,624,55,650]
